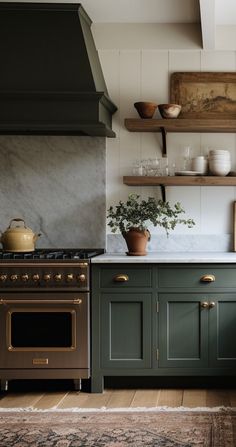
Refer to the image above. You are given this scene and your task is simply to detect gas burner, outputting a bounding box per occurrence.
[0,249,104,261]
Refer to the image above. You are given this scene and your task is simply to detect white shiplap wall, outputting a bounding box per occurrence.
[99,49,236,236]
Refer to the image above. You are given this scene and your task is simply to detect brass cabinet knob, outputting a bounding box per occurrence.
[10,274,18,282]
[0,274,7,282]
[54,273,62,282]
[66,273,74,282]
[32,274,40,282]
[200,274,215,283]
[43,273,51,282]
[209,301,216,308]
[201,301,209,309]
[113,274,129,282]
[21,274,29,282]
[77,274,86,282]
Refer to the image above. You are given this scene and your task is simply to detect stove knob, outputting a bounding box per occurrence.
[77,274,86,282]
[66,273,74,282]
[44,274,51,282]
[21,274,29,282]
[0,274,7,282]
[32,274,40,282]
[54,273,62,282]
[10,274,18,282]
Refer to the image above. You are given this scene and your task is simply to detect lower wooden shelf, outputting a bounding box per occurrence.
[123,176,236,186]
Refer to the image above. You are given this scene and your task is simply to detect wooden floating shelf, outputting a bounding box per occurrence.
[124,118,236,133]
[123,176,236,187]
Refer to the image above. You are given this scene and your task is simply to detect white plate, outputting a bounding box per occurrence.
[175,171,202,176]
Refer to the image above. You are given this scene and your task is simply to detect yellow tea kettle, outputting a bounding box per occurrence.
[0,218,41,252]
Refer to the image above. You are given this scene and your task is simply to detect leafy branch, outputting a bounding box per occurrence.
[107,194,195,236]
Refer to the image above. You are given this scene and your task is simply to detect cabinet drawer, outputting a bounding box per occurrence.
[100,266,152,288]
[159,267,236,289]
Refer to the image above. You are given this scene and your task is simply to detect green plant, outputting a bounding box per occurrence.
[107,194,195,236]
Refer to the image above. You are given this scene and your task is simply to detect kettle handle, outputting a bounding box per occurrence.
[8,218,27,229]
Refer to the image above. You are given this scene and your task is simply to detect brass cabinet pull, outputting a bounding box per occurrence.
[209,301,216,308]
[200,274,215,283]
[200,301,209,309]
[113,274,129,282]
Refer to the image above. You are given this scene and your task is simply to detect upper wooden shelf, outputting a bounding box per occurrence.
[123,176,236,186]
[124,118,236,133]
[123,175,236,201]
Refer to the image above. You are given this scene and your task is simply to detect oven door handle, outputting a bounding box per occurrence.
[0,298,82,305]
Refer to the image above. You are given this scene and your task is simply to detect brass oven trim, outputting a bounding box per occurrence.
[0,262,88,267]
[6,308,77,352]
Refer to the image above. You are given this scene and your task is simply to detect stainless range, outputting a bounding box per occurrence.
[0,249,103,391]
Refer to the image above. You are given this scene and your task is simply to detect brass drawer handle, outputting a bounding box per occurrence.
[200,274,215,283]
[209,301,216,308]
[113,274,129,282]
[201,301,209,309]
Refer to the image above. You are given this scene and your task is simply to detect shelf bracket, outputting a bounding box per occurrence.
[160,184,166,202]
[160,127,167,157]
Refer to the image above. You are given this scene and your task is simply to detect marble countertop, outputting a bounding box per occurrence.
[92,252,236,263]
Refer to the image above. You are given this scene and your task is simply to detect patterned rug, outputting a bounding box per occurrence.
[0,410,235,446]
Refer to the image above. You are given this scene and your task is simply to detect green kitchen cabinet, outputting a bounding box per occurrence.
[158,293,209,368]
[100,293,152,369]
[91,264,156,392]
[91,263,236,393]
[209,295,236,367]
[159,293,236,369]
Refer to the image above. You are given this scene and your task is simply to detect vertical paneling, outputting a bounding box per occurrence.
[119,50,142,200]
[99,45,236,239]
[201,186,235,234]
[141,50,168,199]
[200,50,236,227]
[99,50,120,212]
[167,50,201,228]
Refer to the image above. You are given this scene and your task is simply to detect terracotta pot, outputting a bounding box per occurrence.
[123,228,150,256]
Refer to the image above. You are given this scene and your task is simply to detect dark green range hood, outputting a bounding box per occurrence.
[0,3,117,137]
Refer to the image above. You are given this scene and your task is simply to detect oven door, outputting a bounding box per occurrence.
[0,292,89,370]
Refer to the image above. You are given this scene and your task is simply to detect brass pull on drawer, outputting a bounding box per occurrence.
[201,301,209,309]
[113,274,129,282]
[200,274,215,283]
[209,301,216,308]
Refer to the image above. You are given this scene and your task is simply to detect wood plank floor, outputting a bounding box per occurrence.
[0,389,235,410]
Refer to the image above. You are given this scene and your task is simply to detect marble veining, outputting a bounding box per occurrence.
[106,234,232,253]
[0,136,106,248]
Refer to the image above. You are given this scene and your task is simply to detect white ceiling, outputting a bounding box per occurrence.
[82,0,236,26]
[82,0,200,23]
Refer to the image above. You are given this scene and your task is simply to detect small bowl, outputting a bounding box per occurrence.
[209,160,231,176]
[134,101,158,119]
[209,149,230,156]
[158,103,181,119]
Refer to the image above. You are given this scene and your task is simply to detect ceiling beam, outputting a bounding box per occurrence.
[199,0,215,49]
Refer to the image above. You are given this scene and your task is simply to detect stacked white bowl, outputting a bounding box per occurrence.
[209,149,231,176]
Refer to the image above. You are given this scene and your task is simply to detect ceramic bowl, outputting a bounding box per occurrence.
[209,149,230,156]
[209,155,231,161]
[134,101,158,119]
[158,104,181,119]
[209,160,231,176]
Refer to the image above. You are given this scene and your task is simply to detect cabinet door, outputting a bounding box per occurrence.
[100,293,152,368]
[209,294,236,368]
[159,294,208,368]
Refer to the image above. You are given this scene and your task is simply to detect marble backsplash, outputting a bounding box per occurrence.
[0,136,106,248]
[107,234,232,253]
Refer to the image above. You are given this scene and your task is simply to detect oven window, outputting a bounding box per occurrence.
[10,311,74,348]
